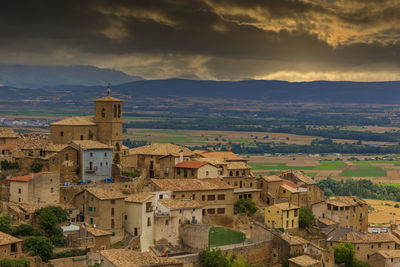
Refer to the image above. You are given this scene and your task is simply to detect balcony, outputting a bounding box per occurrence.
[146,205,153,212]
[85,166,97,173]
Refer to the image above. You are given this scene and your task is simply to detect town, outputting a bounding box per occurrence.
[0,87,397,267]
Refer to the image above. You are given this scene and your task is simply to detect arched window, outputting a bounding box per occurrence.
[101,108,105,118]
[118,104,121,118]
[236,170,239,176]
[229,171,233,176]
[113,104,117,118]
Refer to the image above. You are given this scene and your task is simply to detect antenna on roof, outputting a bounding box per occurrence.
[107,82,111,96]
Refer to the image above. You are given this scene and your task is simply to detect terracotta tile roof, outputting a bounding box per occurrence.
[158,199,203,210]
[318,217,338,226]
[94,96,122,102]
[328,228,398,244]
[193,150,207,154]
[152,178,234,192]
[374,250,400,258]
[261,175,283,182]
[281,184,300,193]
[197,157,225,166]
[100,249,182,267]
[86,188,125,200]
[326,196,367,207]
[51,116,96,126]
[288,255,321,266]
[71,140,112,150]
[280,233,308,245]
[125,192,155,203]
[281,171,316,185]
[83,225,112,236]
[7,172,42,182]
[0,231,22,245]
[198,151,246,161]
[18,134,51,150]
[0,128,19,138]
[274,202,299,210]
[234,188,261,194]
[175,161,209,169]
[283,180,297,188]
[226,161,250,170]
[130,143,193,157]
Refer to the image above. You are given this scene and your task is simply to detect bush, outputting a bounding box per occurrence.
[23,236,53,262]
[395,204,399,208]
[13,224,34,236]
[0,160,19,170]
[0,216,13,234]
[0,258,30,267]
[122,170,139,178]
[299,206,314,228]
[234,199,258,215]
[50,248,89,260]
[30,163,43,173]
[35,206,68,246]
[199,248,230,267]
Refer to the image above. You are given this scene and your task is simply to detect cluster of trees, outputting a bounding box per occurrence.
[299,207,314,228]
[34,206,68,247]
[122,139,148,148]
[317,178,400,201]
[0,258,30,267]
[0,160,19,170]
[334,242,370,267]
[30,162,43,173]
[234,199,258,216]
[199,248,254,267]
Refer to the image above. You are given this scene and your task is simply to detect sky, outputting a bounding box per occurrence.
[1,0,400,81]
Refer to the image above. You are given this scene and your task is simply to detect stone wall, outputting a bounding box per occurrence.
[179,224,210,251]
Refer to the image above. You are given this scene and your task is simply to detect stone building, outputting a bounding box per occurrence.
[81,224,112,252]
[326,228,400,262]
[288,255,322,267]
[265,202,299,231]
[128,143,194,178]
[174,161,218,179]
[0,231,23,260]
[7,172,60,204]
[73,188,126,243]
[99,249,183,267]
[50,88,123,165]
[71,140,113,182]
[312,196,368,232]
[124,192,155,252]
[234,188,261,205]
[279,171,324,207]
[154,198,203,245]
[0,128,19,159]
[151,178,235,216]
[369,250,400,267]
[260,175,283,205]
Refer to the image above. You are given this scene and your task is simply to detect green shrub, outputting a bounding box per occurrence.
[13,224,34,236]
[23,236,53,262]
[0,216,13,234]
[30,163,43,173]
[0,258,30,267]
[122,170,139,178]
[0,160,19,170]
[50,248,89,260]
[234,198,258,215]
[299,206,314,228]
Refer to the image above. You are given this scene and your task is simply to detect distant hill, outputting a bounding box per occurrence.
[2,78,400,104]
[0,64,143,88]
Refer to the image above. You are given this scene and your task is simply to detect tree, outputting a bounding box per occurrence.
[30,162,43,173]
[13,224,34,236]
[23,236,53,262]
[234,199,258,216]
[199,248,230,267]
[299,207,314,228]
[0,258,30,267]
[0,216,13,234]
[334,242,355,266]
[35,207,67,246]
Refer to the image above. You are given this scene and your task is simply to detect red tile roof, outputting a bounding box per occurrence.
[283,180,297,188]
[7,172,42,182]
[175,161,208,169]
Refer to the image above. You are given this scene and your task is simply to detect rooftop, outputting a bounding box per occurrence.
[71,140,112,150]
[94,96,122,102]
[152,178,234,192]
[261,175,282,182]
[326,196,367,207]
[175,161,209,169]
[281,183,300,193]
[130,143,193,157]
[100,249,182,267]
[327,228,399,243]
[0,231,22,245]
[318,217,338,226]
[273,202,299,210]
[85,188,126,200]
[288,255,321,266]
[374,250,400,259]
[125,192,155,203]
[51,116,96,126]
[18,133,51,150]
[226,161,250,170]
[234,188,261,193]
[158,199,203,210]
[279,232,308,245]
[84,226,112,237]
[198,151,247,161]
[0,128,19,138]
[7,172,42,182]
[280,170,316,185]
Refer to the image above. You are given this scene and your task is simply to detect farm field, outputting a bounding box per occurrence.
[365,199,399,226]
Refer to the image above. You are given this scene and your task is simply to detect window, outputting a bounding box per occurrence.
[218,194,225,200]
[88,207,93,212]
[179,219,182,224]
[192,194,195,200]
[217,208,225,214]
[90,152,93,157]
[104,152,107,157]
[179,209,182,214]
[80,135,84,140]
[60,131,64,137]
[159,194,163,200]
[202,195,205,201]
[18,188,21,194]
[191,170,195,176]
[65,153,69,161]
[177,169,181,175]
[111,200,115,204]
[113,104,117,118]
[286,221,289,228]
[111,208,114,216]
[236,171,239,176]
[90,218,93,224]
[101,108,105,118]
[125,214,127,220]
[111,219,115,228]
[229,171,233,176]
[118,104,121,118]
[250,182,253,187]
[10,243,16,253]
[18,198,21,202]
[206,171,209,176]
[50,187,54,193]
[207,195,215,201]
[294,209,298,217]
[207,209,215,214]
[147,217,151,226]
[291,220,294,227]
[165,220,169,225]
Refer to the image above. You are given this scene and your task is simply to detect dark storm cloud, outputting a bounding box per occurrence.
[1,0,400,81]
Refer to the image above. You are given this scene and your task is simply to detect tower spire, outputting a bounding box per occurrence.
[107,82,111,96]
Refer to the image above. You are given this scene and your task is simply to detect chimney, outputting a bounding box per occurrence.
[179,150,183,163]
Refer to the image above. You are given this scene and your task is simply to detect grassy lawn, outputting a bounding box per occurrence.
[208,227,246,247]
[340,166,386,177]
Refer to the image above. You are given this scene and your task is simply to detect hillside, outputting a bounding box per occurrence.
[0,64,143,88]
